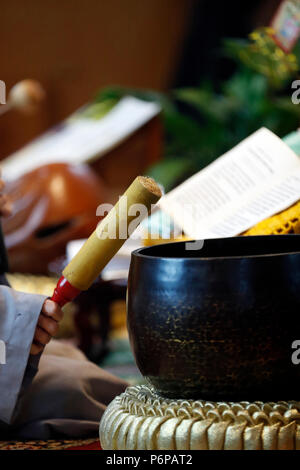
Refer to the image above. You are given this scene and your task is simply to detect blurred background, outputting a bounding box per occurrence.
[0,0,299,377]
[0,0,282,158]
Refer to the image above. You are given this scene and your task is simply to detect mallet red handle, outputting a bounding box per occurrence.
[51,275,81,307]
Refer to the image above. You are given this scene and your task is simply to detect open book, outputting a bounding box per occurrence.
[158,128,300,239]
[67,127,300,281]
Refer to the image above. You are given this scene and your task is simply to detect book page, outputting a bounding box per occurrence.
[159,128,300,238]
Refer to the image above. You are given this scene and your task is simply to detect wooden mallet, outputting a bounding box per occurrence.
[51,176,162,306]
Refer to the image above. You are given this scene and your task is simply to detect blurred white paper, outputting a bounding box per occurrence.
[1,96,160,181]
[67,237,143,281]
[159,128,300,238]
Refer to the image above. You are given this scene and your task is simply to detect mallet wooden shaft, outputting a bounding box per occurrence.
[51,176,162,306]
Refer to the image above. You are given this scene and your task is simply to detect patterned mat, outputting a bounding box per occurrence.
[0,438,101,450]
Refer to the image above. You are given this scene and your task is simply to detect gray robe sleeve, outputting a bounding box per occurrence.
[0,286,46,424]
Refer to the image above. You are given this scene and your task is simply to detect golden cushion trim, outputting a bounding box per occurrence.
[99,385,300,450]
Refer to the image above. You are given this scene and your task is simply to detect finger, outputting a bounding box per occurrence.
[0,194,8,208]
[0,194,12,215]
[0,180,5,192]
[30,342,44,355]
[0,201,13,217]
[33,326,51,346]
[38,314,59,336]
[0,193,8,203]
[42,299,63,322]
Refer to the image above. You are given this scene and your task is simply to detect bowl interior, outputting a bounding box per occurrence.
[134,235,300,260]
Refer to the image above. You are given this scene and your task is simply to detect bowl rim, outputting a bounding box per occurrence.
[132,235,300,262]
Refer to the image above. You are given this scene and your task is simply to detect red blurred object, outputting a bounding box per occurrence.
[3,162,106,273]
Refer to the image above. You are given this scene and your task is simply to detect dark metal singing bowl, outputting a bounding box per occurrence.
[127,235,300,401]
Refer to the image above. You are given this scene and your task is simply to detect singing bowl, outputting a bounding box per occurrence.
[127,235,300,401]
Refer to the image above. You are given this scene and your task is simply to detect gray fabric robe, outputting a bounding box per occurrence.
[0,285,128,439]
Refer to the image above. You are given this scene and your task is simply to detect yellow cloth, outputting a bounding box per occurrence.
[244,200,300,236]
